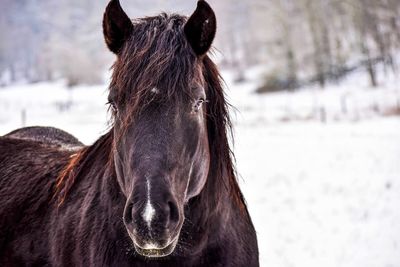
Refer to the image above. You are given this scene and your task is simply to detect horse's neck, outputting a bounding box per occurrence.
[183,174,236,249]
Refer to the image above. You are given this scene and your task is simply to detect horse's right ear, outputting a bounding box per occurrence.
[103,0,133,54]
[184,0,216,56]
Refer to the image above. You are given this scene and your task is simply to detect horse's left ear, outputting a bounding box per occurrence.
[184,0,216,56]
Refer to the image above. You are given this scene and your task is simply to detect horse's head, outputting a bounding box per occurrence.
[103,0,216,258]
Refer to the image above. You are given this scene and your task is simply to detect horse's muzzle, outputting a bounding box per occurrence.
[132,236,179,258]
[123,190,183,257]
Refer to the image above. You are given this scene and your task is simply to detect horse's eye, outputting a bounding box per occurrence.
[193,98,207,112]
[108,101,118,113]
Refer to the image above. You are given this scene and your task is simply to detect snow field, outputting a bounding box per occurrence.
[0,68,399,266]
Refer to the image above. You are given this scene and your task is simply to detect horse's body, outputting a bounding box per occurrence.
[5,126,83,149]
[0,129,257,266]
[0,1,258,266]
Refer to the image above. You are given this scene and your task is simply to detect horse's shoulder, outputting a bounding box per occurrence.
[4,126,84,151]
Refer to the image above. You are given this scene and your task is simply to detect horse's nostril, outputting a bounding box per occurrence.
[167,200,179,223]
[124,201,134,225]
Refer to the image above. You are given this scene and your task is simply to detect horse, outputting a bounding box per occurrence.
[4,126,84,150]
[0,0,259,266]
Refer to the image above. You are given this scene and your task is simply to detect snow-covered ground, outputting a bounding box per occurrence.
[235,119,400,267]
[0,68,399,267]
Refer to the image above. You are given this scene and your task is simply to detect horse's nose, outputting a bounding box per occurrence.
[123,190,181,248]
[140,196,179,231]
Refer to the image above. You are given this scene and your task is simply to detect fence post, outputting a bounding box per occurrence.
[21,109,26,127]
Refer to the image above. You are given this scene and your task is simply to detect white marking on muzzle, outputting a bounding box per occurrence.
[143,179,155,229]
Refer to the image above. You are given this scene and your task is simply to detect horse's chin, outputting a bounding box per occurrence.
[133,237,179,258]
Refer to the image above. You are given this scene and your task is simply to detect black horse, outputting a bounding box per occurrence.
[0,1,259,266]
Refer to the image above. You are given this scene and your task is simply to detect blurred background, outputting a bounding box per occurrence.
[1,0,400,266]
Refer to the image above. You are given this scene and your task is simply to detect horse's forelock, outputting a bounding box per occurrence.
[110,14,201,129]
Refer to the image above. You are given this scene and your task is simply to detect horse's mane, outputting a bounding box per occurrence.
[55,12,246,211]
[54,131,114,206]
[200,56,246,211]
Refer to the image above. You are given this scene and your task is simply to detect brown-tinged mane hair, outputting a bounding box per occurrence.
[54,13,245,210]
[54,131,114,205]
